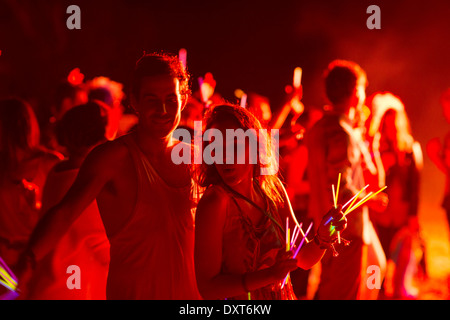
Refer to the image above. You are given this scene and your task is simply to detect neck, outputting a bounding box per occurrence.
[229,177,255,200]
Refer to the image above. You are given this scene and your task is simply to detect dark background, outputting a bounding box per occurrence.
[1,0,450,214]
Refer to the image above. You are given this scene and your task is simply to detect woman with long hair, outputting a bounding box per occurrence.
[367,92,424,299]
[193,104,346,300]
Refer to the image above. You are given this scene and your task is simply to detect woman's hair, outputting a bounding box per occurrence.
[368,92,414,153]
[194,104,284,206]
[0,98,41,175]
[131,51,191,100]
[56,101,108,154]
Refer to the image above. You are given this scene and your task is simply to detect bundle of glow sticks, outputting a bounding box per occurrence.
[0,256,19,300]
[281,217,313,289]
[329,173,387,236]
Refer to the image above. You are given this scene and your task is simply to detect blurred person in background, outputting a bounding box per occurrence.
[25,102,111,299]
[367,92,424,299]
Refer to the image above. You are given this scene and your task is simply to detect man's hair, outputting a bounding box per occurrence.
[131,52,191,100]
[324,60,367,105]
[56,101,107,154]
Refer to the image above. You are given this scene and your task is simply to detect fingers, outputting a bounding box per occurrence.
[326,204,342,217]
[330,209,347,231]
[277,249,294,261]
[332,218,347,232]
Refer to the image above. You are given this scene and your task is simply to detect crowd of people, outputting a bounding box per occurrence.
[0,51,439,300]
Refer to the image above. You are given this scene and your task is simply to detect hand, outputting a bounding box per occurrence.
[316,205,347,243]
[269,250,298,281]
[284,86,304,114]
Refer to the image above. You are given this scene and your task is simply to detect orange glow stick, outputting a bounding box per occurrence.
[286,217,290,251]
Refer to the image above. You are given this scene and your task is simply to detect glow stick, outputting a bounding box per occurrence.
[341,191,362,211]
[293,221,313,259]
[198,77,205,102]
[280,182,302,229]
[0,256,17,288]
[281,221,313,288]
[335,173,341,206]
[343,191,373,217]
[332,184,336,208]
[344,186,387,216]
[240,93,247,108]
[0,256,16,280]
[0,267,16,287]
[0,278,15,292]
[286,217,290,251]
[178,48,187,70]
[292,224,298,243]
[343,184,370,215]
[291,223,302,247]
[328,174,342,242]
[298,225,312,244]
[293,67,302,89]
[287,228,290,251]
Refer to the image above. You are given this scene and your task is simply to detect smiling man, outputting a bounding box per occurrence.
[18,53,202,300]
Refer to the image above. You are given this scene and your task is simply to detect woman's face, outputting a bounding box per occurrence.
[209,118,255,188]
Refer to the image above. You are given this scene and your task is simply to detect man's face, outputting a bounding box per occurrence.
[133,75,184,138]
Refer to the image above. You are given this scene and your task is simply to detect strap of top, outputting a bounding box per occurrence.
[220,182,283,232]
